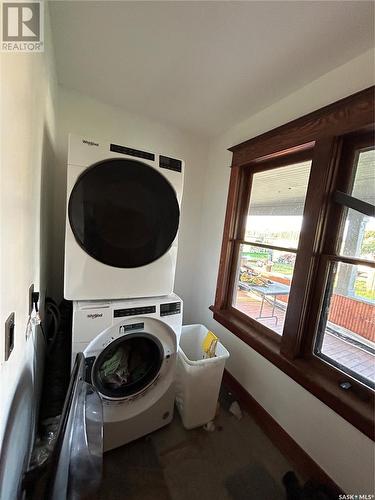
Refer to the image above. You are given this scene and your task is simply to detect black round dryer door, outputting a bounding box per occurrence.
[68,159,180,268]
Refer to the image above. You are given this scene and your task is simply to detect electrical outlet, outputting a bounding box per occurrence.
[29,283,34,315]
[5,313,15,361]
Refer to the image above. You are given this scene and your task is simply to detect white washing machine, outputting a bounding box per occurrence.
[64,134,184,300]
[72,295,182,451]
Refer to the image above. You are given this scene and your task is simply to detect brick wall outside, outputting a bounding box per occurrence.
[269,275,374,343]
[329,294,375,342]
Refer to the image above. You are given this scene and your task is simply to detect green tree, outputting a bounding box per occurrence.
[362,230,375,256]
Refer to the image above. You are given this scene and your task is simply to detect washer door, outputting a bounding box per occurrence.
[68,159,180,268]
[92,333,164,400]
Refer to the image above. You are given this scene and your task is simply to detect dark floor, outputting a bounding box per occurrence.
[99,387,295,500]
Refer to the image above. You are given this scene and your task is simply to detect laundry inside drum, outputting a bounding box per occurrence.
[94,334,163,398]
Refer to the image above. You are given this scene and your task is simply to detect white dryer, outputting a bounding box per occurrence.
[64,134,184,300]
[72,295,182,451]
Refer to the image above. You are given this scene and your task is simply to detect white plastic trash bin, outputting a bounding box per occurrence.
[175,324,230,429]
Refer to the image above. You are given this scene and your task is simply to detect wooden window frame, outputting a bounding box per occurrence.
[211,87,375,439]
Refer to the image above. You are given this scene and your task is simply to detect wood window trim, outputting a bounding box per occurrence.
[210,306,374,438]
[211,86,375,440]
[229,86,375,166]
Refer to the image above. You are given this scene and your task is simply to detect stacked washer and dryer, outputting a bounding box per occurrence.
[64,134,184,451]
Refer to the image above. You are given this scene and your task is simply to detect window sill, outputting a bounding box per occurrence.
[210,305,374,440]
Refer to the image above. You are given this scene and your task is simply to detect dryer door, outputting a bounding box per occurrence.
[68,158,180,268]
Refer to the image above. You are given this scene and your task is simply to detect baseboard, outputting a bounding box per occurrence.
[222,369,344,496]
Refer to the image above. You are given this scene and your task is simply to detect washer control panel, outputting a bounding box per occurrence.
[114,305,156,318]
[160,302,181,316]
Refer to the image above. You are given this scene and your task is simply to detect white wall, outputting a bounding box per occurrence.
[193,49,375,494]
[51,86,208,323]
[0,3,58,496]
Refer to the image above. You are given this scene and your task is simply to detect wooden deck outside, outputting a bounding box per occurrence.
[235,290,375,384]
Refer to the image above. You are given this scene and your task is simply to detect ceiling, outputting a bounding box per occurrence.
[249,161,311,215]
[249,151,375,215]
[49,1,374,137]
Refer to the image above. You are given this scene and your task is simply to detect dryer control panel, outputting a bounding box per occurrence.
[159,155,182,173]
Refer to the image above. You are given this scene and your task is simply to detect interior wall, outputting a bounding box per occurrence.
[0,2,57,495]
[51,86,208,323]
[192,48,375,494]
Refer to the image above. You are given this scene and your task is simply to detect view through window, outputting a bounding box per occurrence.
[315,147,375,387]
[233,160,311,334]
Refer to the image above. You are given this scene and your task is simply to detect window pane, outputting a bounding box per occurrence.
[350,148,375,205]
[315,261,375,388]
[245,161,311,249]
[233,244,295,335]
[339,208,375,261]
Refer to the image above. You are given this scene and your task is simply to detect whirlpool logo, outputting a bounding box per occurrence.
[87,313,103,319]
[82,139,99,147]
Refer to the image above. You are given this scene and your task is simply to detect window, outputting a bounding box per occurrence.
[314,138,375,388]
[212,87,375,439]
[233,160,312,335]
[315,261,374,387]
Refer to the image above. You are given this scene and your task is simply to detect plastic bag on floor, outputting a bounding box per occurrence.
[229,401,243,420]
[30,416,60,468]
